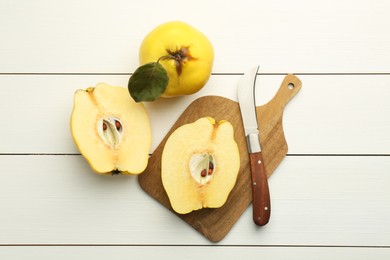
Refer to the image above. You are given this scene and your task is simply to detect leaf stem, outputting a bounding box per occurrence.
[156,55,175,64]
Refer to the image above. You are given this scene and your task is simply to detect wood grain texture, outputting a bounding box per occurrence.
[138,75,302,242]
[1,246,390,260]
[1,0,390,73]
[249,151,271,226]
[1,74,389,155]
[1,155,389,245]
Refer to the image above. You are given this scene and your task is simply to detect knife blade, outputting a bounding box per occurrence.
[237,66,271,226]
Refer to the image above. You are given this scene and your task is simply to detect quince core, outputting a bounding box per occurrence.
[162,117,240,214]
[70,83,151,175]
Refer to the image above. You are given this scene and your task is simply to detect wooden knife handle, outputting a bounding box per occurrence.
[249,152,271,226]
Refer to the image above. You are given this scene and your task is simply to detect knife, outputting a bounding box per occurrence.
[237,66,271,226]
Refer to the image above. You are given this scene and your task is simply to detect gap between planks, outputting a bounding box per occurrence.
[0,154,389,156]
[1,73,390,76]
[0,244,389,249]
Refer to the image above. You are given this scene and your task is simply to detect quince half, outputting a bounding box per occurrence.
[162,117,240,214]
[70,83,151,175]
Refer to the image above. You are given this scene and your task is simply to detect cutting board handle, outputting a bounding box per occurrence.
[268,74,302,110]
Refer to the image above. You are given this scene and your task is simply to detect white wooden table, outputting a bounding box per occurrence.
[1,0,390,259]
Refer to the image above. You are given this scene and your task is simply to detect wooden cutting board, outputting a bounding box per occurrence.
[138,74,302,242]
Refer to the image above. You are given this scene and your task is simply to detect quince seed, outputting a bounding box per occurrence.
[189,153,215,185]
[98,117,123,148]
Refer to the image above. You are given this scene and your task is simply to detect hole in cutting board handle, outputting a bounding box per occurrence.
[288,83,295,90]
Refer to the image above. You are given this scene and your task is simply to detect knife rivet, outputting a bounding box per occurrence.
[253,182,257,186]
[257,217,261,221]
[264,206,268,211]
[258,160,261,164]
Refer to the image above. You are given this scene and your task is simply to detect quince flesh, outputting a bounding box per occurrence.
[70,83,151,175]
[162,117,240,214]
[139,21,214,97]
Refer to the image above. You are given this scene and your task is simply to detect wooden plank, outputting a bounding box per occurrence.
[0,246,389,260]
[0,75,389,154]
[0,155,389,245]
[1,0,390,73]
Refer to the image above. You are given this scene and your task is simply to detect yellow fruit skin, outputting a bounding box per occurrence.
[139,21,214,97]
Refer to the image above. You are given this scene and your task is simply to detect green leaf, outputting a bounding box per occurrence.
[128,62,169,102]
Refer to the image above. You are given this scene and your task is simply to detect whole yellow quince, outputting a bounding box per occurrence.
[139,21,214,97]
